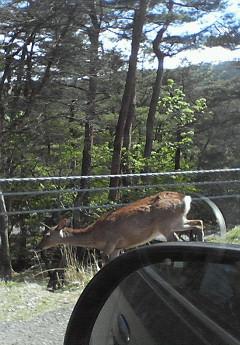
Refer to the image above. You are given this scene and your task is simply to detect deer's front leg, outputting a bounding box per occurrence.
[184,219,204,242]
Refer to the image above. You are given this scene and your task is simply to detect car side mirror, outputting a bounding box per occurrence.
[64,243,240,345]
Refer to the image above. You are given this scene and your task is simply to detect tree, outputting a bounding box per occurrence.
[0,0,81,178]
[157,79,207,170]
[0,191,12,279]
[166,61,240,170]
[109,0,150,200]
[73,0,102,224]
[144,0,226,164]
[207,13,240,50]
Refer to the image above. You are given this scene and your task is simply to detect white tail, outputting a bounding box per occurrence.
[37,191,204,258]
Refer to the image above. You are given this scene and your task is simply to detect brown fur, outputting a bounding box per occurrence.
[37,191,203,256]
[62,191,185,235]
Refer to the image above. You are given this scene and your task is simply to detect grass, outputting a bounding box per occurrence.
[0,247,100,322]
[207,226,240,244]
[61,246,100,285]
[4,227,239,322]
[0,279,81,321]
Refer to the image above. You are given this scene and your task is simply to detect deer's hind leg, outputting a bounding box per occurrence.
[101,235,121,264]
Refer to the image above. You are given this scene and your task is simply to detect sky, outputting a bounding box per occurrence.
[164,0,240,69]
[104,0,240,69]
[164,46,239,69]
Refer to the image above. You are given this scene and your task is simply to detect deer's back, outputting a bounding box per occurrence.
[92,191,186,240]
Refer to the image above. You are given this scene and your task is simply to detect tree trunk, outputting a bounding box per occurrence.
[143,1,173,170]
[0,58,12,174]
[80,121,94,192]
[0,103,4,173]
[122,84,136,186]
[74,1,100,225]
[174,128,181,170]
[0,191,12,280]
[109,0,149,200]
[144,54,164,160]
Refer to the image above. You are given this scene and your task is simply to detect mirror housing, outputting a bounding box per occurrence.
[64,243,240,345]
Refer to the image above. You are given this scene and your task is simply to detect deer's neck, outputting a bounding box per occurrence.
[61,227,103,250]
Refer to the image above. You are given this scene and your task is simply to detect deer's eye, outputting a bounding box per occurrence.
[46,232,51,237]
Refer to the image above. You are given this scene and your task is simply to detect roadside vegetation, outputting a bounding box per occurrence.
[2,225,240,322]
[0,261,97,321]
[207,226,240,245]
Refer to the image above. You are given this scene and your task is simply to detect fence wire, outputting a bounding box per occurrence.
[1,179,240,198]
[0,168,240,217]
[1,194,239,216]
[0,167,240,184]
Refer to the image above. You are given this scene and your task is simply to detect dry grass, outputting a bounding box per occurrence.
[0,246,100,321]
[0,276,81,321]
[62,246,100,286]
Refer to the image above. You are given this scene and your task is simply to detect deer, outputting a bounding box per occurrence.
[36,191,204,260]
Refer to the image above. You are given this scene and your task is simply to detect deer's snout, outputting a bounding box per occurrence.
[35,231,53,251]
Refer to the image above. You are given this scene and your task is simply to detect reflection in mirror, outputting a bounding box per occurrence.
[90,258,240,345]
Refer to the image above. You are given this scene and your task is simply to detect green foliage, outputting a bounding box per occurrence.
[158,79,206,147]
[122,144,146,172]
[121,79,207,174]
[154,79,206,168]
[92,143,113,175]
[208,226,240,244]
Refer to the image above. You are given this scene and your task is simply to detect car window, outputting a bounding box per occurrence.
[148,260,240,340]
[91,257,240,345]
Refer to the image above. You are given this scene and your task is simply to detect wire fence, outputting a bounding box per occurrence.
[1,179,240,198]
[0,168,240,235]
[1,167,240,184]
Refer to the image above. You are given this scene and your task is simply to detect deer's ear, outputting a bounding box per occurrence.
[52,225,58,230]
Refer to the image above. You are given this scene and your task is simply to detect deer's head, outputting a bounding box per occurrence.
[36,218,71,250]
